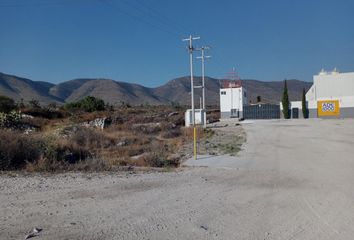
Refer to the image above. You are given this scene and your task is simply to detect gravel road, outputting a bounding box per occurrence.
[1,119,354,239]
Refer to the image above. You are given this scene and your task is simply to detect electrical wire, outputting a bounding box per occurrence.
[120,0,184,36]
[0,0,87,7]
[131,0,193,35]
[98,0,182,38]
[0,0,195,40]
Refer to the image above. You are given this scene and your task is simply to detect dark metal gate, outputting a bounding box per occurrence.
[292,108,299,119]
[231,109,239,118]
[243,104,280,119]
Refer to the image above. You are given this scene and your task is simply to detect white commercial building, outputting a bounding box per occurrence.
[220,81,247,119]
[287,69,354,118]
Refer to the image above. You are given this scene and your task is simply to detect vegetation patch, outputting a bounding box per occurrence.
[0,94,223,172]
[64,96,106,112]
[211,137,243,156]
[0,95,217,172]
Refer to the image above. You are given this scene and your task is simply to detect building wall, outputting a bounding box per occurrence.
[220,111,243,119]
[314,72,354,99]
[303,72,354,119]
[306,96,354,118]
[220,87,247,118]
[308,109,317,118]
[307,100,317,118]
[306,85,316,101]
[339,107,354,118]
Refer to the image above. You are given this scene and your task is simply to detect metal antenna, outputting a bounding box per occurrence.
[182,35,200,126]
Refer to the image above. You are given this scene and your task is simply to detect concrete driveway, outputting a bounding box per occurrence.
[184,119,354,239]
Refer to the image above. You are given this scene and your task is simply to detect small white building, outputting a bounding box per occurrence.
[286,69,354,118]
[220,81,247,119]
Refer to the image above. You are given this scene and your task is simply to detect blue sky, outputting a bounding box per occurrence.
[0,0,354,87]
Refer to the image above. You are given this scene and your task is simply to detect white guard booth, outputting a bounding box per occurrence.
[220,82,247,119]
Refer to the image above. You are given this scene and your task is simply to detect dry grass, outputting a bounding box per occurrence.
[1,105,214,172]
[0,130,43,170]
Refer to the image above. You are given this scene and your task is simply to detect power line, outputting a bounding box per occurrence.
[118,0,183,36]
[0,0,88,7]
[131,0,193,35]
[1,0,193,40]
[98,0,181,38]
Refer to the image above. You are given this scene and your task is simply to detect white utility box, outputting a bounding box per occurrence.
[185,109,206,127]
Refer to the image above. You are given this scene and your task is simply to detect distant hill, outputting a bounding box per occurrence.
[241,79,312,104]
[0,72,312,105]
[152,76,221,106]
[0,72,61,103]
[51,79,161,105]
[155,77,312,105]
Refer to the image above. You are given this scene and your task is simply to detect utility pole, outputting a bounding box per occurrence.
[196,46,211,127]
[182,35,200,126]
[182,35,200,160]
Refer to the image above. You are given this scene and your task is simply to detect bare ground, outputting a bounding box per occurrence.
[2,119,354,239]
[182,121,246,158]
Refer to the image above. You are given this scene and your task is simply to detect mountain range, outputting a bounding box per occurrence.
[0,72,312,105]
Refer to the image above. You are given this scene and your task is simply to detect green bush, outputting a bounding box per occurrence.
[65,96,105,112]
[0,95,16,113]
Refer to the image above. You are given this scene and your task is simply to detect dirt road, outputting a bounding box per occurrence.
[2,119,354,239]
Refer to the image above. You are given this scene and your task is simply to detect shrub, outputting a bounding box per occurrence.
[170,101,183,110]
[0,95,16,113]
[0,129,93,171]
[71,127,114,149]
[160,128,181,139]
[29,99,40,108]
[25,157,65,172]
[0,130,42,170]
[0,111,22,128]
[21,106,65,119]
[130,123,162,135]
[142,146,170,167]
[65,96,105,112]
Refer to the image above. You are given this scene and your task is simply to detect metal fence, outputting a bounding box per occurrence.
[243,104,280,119]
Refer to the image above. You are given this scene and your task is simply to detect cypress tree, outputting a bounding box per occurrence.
[302,88,308,118]
[257,96,261,103]
[282,80,290,119]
